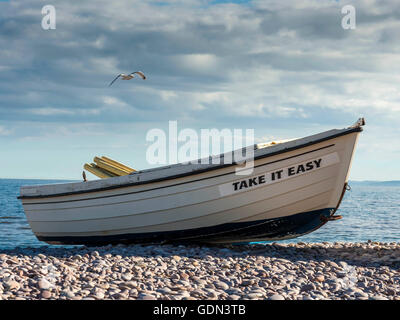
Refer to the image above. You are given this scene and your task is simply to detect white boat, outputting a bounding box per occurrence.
[18,119,365,245]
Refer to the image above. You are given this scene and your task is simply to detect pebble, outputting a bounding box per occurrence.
[138,294,156,300]
[314,274,325,282]
[269,294,285,300]
[38,278,53,290]
[300,284,315,292]
[214,281,230,290]
[61,290,75,298]
[41,290,52,299]
[121,273,133,281]
[245,293,263,299]
[0,242,398,300]
[370,295,389,300]
[4,280,20,291]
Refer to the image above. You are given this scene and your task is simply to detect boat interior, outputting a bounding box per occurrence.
[83,139,294,180]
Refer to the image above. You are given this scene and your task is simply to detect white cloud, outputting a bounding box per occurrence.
[160,90,178,101]
[102,96,128,107]
[1,0,400,179]
[29,108,74,116]
[0,125,11,136]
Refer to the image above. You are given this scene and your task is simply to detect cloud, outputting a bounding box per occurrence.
[0,0,400,179]
[1,0,399,122]
[29,107,75,116]
[0,125,12,136]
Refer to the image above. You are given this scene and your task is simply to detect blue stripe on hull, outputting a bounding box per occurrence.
[37,208,334,246]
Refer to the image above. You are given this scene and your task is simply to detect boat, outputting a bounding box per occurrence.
[18,118,365,245]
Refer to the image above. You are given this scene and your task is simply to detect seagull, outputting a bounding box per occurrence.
[109,71,146,87]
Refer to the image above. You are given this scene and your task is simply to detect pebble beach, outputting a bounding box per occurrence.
[0,241,399,300]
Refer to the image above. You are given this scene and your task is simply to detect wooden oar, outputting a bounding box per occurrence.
[100,156,136,172]
[93,157,131,176]
[84,163,116,179]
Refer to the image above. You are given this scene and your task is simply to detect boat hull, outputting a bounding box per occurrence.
[19,125,362,245]
[36,208,334,245]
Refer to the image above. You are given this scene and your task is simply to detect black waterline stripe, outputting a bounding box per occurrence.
[22,143,335,205]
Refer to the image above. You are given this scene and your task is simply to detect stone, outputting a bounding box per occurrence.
[386,288,396,296]
[91,251,100,257]
[269,294,285,300]
[214,281,230,290]
[94,290,105,299]
[314,274,325,282]
[300,283,315,292]
[328,261,339,268]
[241,279,255,286]
[354,291,368,298]
[41,290,52,299]
[370,295,389,300]
[38,278,53,290]
[205,290,218,299]
[180,273,189,281]
[61,290,75,298]
[245,293,263,299]
[4,280,20,291]
[121,273,133,281]
[336,272,347,278]
[138,294,156,300]
[0,242,397,301]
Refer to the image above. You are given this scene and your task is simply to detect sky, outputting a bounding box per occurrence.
[0,0,399,180]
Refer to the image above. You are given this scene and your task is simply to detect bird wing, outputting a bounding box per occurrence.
[131,71,146,80]
[109,74,121,86]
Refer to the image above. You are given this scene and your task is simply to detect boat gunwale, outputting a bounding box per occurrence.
[18,126,362,200]
[23,144,337,207]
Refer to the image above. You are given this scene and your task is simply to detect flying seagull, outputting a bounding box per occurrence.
[109,71,146,87]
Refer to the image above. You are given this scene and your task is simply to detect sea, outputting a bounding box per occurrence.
[0,179,399,250]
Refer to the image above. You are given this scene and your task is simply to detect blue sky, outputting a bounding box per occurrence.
[0,0,399,180]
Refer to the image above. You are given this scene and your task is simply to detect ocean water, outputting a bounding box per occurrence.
[0,179,399,250]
